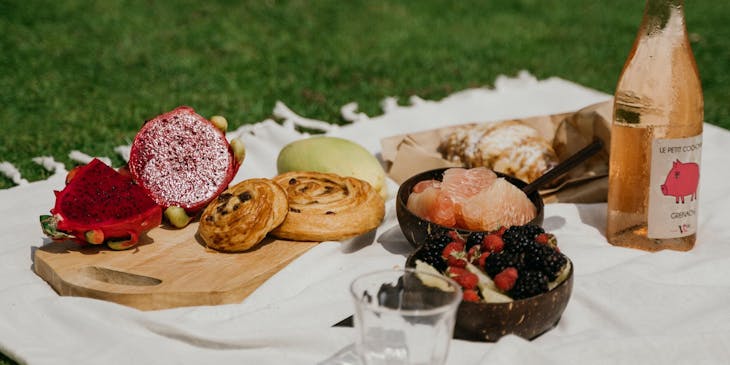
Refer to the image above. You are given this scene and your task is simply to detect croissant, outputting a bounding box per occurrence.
[438,120,559,183]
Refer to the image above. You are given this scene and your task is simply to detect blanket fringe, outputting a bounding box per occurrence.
[5,70,545,188]
[114,145,131,163]
[340,102,369,123]
[0,161,28,186]
[69,151,112,166]
[273,101,339,133]
[32,156,66,173]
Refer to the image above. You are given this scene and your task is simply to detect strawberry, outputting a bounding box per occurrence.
[446,266,479,290]
[494,267,519,292]
[462,289,481,303]
[481,233,504,253]
[496,226,508,236]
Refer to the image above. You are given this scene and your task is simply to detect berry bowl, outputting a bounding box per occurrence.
[404,226,573,342]
[396,167,544,249]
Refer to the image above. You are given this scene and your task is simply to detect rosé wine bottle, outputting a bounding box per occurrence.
[606,0,703,251]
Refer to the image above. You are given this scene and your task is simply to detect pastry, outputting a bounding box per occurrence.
[438,120,559,184]
[198,178,288,252]
[270,171,385,242]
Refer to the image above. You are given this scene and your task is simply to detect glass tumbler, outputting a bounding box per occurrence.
[349,268,462,365]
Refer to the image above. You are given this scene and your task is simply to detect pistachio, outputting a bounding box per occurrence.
[84,229,105,245]
[231,138,246,164]
[164,206,192,228]
[106,237,137,251]
[209,115,228,132]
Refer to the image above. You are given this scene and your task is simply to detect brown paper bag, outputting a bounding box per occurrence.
[381,100,613,203]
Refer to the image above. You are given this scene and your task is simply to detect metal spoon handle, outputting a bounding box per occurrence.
[522,138,604,196]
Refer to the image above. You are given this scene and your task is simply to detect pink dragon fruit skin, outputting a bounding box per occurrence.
[40,158,163,249]
[127,106,241,214]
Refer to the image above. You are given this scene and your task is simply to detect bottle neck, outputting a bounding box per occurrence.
[642,0,685,35]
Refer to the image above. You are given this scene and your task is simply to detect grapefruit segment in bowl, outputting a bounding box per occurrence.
[405,167,536,232]
[441,167,497,204]
[406,185,457,228]
[459,178,537,231]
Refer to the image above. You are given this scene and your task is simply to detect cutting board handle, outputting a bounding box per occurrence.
[79,266,162,287]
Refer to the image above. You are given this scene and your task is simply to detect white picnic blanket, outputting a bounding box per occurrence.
[2,72,730,365]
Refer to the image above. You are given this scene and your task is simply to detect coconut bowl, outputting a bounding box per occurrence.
[395,168,545,248]
[406,248,573,342]
[397,167,571,341]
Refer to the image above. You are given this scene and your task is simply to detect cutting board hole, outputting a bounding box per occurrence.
[82,266,162,286]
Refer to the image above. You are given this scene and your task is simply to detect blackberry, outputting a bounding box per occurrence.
[523,242,543,264]
[428,231,454,248]
[504,234,533,253]
[465,232,485,250]
[522,224,546,238]
[483,250,524,277]
[502,224,545,253]
[509,270,549,299]
[416,232,452,272]
[523,240,568,281]
[541,248,567,281]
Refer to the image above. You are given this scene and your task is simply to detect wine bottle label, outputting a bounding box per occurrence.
[647,134,702,239]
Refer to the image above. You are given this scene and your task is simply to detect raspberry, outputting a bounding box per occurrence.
[462,289,481,303]
[509,270,549,299]
[494,267,518,292]
[481,233,504,253]
[467,245,481,264]
[535,233,550,245]
[496,226,508,236]
[449,256,468,268]
[442,240,467,268]
[442,240,465,259]
[535,233,558,248]
[446,267,479,290]
[477,252,490,269]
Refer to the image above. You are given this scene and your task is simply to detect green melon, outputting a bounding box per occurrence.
[276,136,388,199]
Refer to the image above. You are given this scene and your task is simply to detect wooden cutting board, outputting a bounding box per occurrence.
[33,222,319,311]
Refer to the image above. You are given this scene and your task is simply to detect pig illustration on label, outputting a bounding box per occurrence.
[660,159,699,203]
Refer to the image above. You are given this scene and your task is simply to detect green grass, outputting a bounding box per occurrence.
[0,0,727,361]
[1,0,728,191]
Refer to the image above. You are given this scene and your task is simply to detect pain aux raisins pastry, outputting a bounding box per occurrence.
[198,178,288,252]
[270,171,385,242]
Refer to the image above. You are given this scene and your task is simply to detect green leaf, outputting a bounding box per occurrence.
[39,215,73,240]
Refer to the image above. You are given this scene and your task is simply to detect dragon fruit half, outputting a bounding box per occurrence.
[40,158,163,250]
[127,106,242,222]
